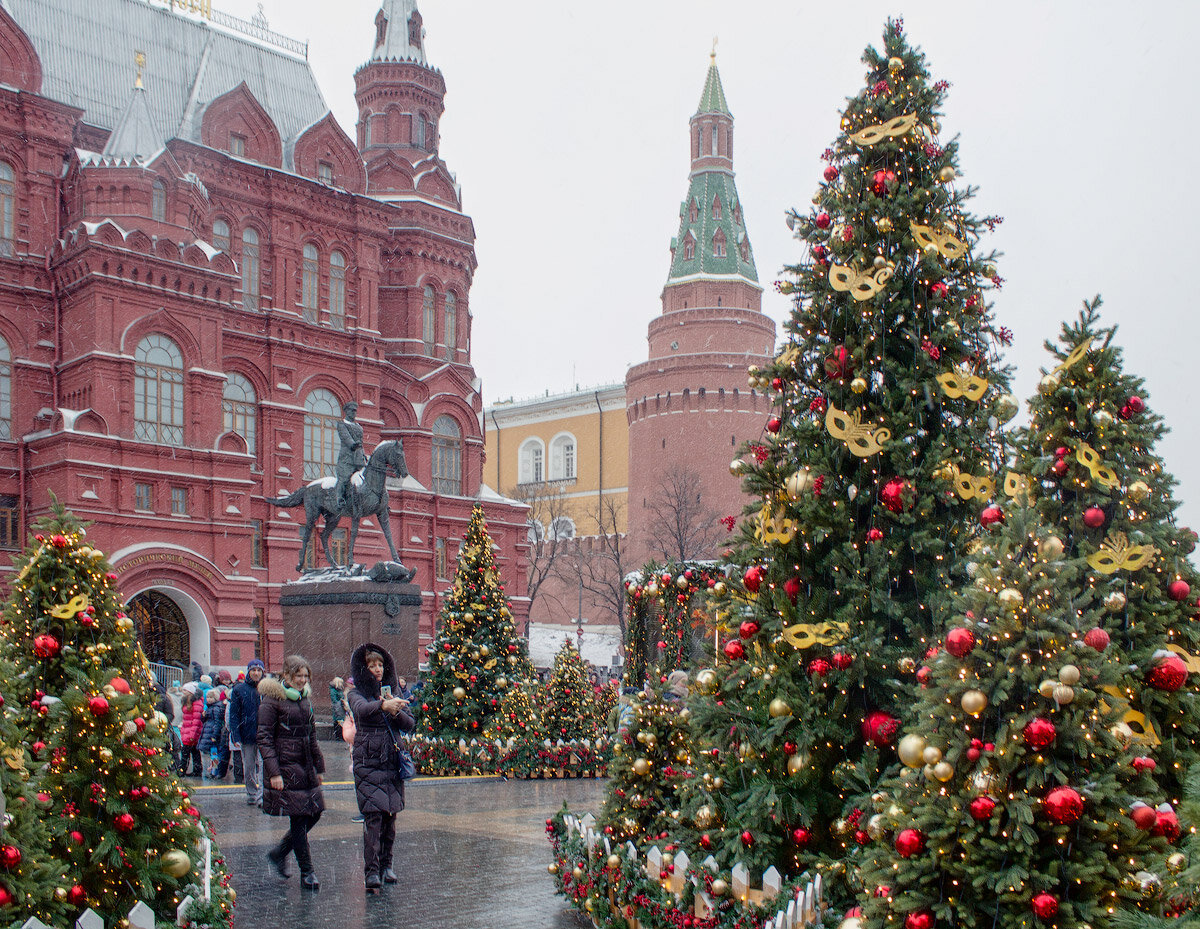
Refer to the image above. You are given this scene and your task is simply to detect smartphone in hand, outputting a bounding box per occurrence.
[380,685,392,699]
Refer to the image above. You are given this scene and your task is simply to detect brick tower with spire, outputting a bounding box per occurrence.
[625,54,776,561]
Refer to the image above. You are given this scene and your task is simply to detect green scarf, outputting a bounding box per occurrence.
[282,683,311,701]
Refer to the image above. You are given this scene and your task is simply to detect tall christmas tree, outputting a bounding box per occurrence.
[0,502,234,925]
[542,639,601,742]
[420,504,533,739]
[677,19,1016,894]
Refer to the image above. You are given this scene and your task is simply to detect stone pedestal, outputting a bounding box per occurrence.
[279,576,422,719]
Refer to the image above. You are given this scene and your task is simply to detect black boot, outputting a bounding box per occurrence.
[267,847,292,879]
[381,867,397,884]
[365,872,382,890]
[301,871,320,891]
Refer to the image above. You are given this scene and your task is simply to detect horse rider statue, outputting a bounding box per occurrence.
[335,401,367,516]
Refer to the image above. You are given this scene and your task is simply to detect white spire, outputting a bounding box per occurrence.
[371,0,427,66]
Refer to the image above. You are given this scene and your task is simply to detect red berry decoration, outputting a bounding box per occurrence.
[1031,893,1059,919]
[1168,579,1191,602]
[783,576,801,604]
[1043,786,1084,824]
[831,652,854,670]
[1083,506,1106,528]
[1083,628,1110,651]
[968,796,996,821]
[1147,653,1188,692]
[767,416,782,434]
[879,477,913,513]
[815,212,832,230]
[743,565,764,593]
[87,695,110,717]
[114,813,136,833]
[861,711,899,746]
[723,640,745,661]
[854,829,870,845]
[823,165,839,182]
[792,826,812,848]
[0,846,19,869]
[1131,804,1158,830]
[944,627,976,658]
[738,620,760,640]
[895,828,924,858]
[32,635,60,659]
[980,505,1005,528]
[109,677,131,695]
[905,910,934,929]
[808,658,832,678]
[1023,717,1057,750]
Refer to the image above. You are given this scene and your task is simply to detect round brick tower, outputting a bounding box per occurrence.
[625,54,777,563]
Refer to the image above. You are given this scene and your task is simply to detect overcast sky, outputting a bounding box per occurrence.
[227,0,1200,526]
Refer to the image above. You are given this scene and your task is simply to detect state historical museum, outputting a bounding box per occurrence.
[0,0,531,672]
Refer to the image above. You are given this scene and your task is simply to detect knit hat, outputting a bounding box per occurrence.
[200,674,212,685]
[247,658,266,672]
[666,670,689,699]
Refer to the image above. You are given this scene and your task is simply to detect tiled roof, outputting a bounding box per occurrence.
[696,59,729,116]
[667,171,758,285]
[102,85,164,161]
[3,0,329,146]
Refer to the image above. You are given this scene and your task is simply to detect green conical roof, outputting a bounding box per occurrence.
[667,173,758,284]
[695,57,729,115]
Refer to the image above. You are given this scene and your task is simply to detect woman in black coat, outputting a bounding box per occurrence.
[257,655,325,890]
[348,642,414,890]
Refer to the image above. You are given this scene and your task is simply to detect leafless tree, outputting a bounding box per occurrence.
[645,465,722,562]
[507,481,574,614]
[555,495,632,640]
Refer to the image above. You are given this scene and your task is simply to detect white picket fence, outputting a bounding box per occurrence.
[20,892,197,929]
[563,813,825,929]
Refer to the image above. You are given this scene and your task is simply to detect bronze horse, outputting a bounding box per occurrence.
[268,439,408,571]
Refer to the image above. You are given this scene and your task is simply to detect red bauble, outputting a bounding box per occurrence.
[723,640,745,661]
[866,528,884,542]
[895,828,924,858]
[969,796,996,821]
[1131,804,1158,830]
[1084,628,1110,651]
[980,505,1005,528]
[792,826,812,848]
[831,652,854,670]
[808,658,832,678]
[823,166,839,182]
[1023,717,1057,750]
[134,716,146,731]
[743,565,764,593]
[825,345,854,380]
[1050,458,1069,477]
[784,741,798,755]
[114,813,135,833]
[87,695,110,717]
[699,834,712,849]
[767,417,782,434]
[783,576,801,604]
[738,620,760,640]
[871,169,897,194]
[930,281,949,299]
[1147,653,1188,692]
[0,886,12,907]
[944,627,976,658]
[1168,579,1191,602]
[916,666,932,685]
[0,846,19,869]
[905,910,934,929]
[1043,786,1084,824]
[1155,807,1181,842]
[69,830,84,845]
[1031,893,1059,919]
[880,477,912,513]
[1083,506,1106,528]
[741,830,754,846]
[1127,395,1145,413]
[861,711,899,746]
[66,885,86,905]
[32,634,60,659]
[109,677,130,695]
[1132,756,1157,773]
[815,213,832,230]
[966,747,981,762]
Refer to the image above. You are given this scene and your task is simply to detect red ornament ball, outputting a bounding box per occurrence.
[0,886,13,907]
[743,565,764,593]
[815,213,832,230]
[32,635,60,659]
[66,885,86,905]
[1031,893,1059,919]
[930,281,949,299]
[895,828,924,858]
[1127,395,1145,413]
[861,711,899,746]
[783,576,801,604]
[767,416,782,434]
[0,846,19,869]
[1168,579,1191,602]
[792,826,812,848]
[741,830,754,846]
[109,677,131,695]
[980,505,1005,528]
[866,528,884,542]
[1083,506,1106,528]
[824,166,839,182]
[945,627,976,658]
[905,910,934,929]
[1132,756,1157,773]
[854,829,870,845]
[1147,653,1188,692]
[69,830,84,845]
[114,813,136,833]
[1155,808,1181,841]
[1044,786,1084,824]
[738,620,760,640]
[1084,628,1110,651]
[723,640,745,661]
[879,477,913,513]
[807,658,832,678]
[916,666,932,685]
[969,796,996,821]
[1131,804,1158,831]
[699,834,712,849]
[1023,717,1057,750]
[87,695,110,717]
[1050,458,1069,477]
[831,652,854,670]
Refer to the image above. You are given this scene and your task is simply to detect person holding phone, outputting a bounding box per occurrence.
[347,642,414,891]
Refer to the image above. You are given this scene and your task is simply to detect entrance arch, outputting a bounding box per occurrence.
[124,586,211,670]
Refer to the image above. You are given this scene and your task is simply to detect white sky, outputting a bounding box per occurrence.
[227,0,1200,526]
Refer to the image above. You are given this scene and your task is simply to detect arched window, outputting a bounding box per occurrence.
[152,179,166,222]
[0,162,13,257]
[713,228,727,258]
[518,438,544,485]
[549,434,576,480]
[422,285,435,354]
[443,291,456,360]
[241,228,260,310]
[329,250,346,330]
[431,415,461,495]
[683,236,695,261]
[303,389,341,480]
[550,516,576,540]
[0,335,10,440]
[526,519,546,543]
[302,243,319,322]
[134,334,184,444]
[222,372,257,455]
[710,123,718,156]
[212,219,230,251]
[688,199,698,223]
[712,195,722,220]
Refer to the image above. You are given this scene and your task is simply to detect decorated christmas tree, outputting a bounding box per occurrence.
[420,504,533,739]
[484,681,544,745]
[543,639,602,742]
[623,562,726,687]
[677,19,1016,895]
[0,502,234,925]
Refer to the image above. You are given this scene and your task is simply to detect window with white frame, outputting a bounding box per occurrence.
[431,415,461,495]
[302,243,319,322]
[444,291,456,360]
[171,486,188,516]
[134,334,184,444]
[152,179,166,222]
[518,438,544,484]
[550,516,576,540]
[0,335,9,440]
[212,219,231,251]
[330,250,346,330]
[303,389,341,480]
[549,434,576,480]
[241,228,260,310]
[222,372,257,455]
[422,285,435,354]
[0,162,15,257]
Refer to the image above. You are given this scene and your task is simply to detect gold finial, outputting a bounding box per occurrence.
[135,51,146,89]
[710,36,718,62]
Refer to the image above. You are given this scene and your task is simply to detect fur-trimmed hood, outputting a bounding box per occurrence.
[349,642,397,700]
[257,677,287,700]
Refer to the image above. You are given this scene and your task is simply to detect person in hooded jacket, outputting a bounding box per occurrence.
[347,642,414,891]
[258,655,325,890]
[179,683,204,776]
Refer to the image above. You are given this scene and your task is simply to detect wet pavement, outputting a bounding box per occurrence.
[189,740,598,929]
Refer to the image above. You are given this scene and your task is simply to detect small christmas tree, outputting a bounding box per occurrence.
[485,681,544,744]
[543,639,601,742]
[0,502,234,925]
[420,505,533,739]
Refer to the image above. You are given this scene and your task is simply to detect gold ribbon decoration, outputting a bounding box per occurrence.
[829,261,895,301]
[909,222,967,260]
[940,463,996,501]
[0,746,23,772]
[1004,472,1033,502]
[1075,443,1120,490]
[1099,685,1160,746]
[825,404,891,457]
[1087,531,1158,575]
[937,364,989,401]
[848,113,917,146]
[782,620,850,650]
[50,594,90,620]
[756,496,797,545]
[1053,336,1095,374]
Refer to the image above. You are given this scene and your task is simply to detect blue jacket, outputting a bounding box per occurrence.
[198,702,226,753]
[228,680,262,745]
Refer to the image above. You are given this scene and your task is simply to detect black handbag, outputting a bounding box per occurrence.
[384,718,416,780]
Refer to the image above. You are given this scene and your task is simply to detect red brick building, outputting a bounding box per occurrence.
[0,0,530,674]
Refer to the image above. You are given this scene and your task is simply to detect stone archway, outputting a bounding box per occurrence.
[124,586,211,671]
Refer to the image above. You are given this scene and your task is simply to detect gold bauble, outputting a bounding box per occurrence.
[54,887,67,901]
[452,687,466,700]
[495,677,507,689]
[1167,853,1187,873]
[1039,679,1057,698]
[676,575,690,590]
[103,684,118,700]
[644,733,657,748]
[994,393,1019,424]
[960,689,987,716]
[970,768,1001,795]
[636,731,648,743]
[834,818,850,835]
[887,56,904,72]
[661,852,674,868]
[99,747,113,763]
[695,804,715,828]
[876,217,893,233]
[712,776,724,789]
[1039,535,1065,560]
[711,878,728,897]
[1093,409,1114,428]
[506,655,517,666]
[646,583,659,596]
[866,814,886,840]
[695,669,718,694]
[998,588,1024,611]
[786,469,813,499]
[1105,591,1127,612]
[850,377,868,394]
[1059,664,1081,686]
[1052,684,1075,706]
[607,854,621,869]
[897,733,927,768]
[898,656,916,674]
[632,758,651,776]
[1136,870,1161,897]
[1039,372,1061,395]
[160,849,192,878]
[923,242,940,259]
[572,866,584,880]
[1128,481,1150,503]
[479,645,490,657]
[768,698,792,718]
[841,919,864,929]
[933,761,955,782]
[713,581,727,597]
[923,763,938,782]
[729,458,746,476]
[938,166,956,182]
[787,753,809,776]
[874,255,890,269]
[922,746,943,765]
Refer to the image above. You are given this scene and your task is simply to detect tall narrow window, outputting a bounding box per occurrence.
[422,285,435,354]
[689,200,698,222]
[301,243,319,322]
[0,162,13,257]
[134,334,184,444]
[151,179,166,222]
[431,415,461,495]
[329,250,346,330]
[364,117,374,147]
[171,486,188,516]
[317,162,334,185]
[710,123,719,156]
[683,236,695,261]
[443,291,456,360]
[713,229,727,258]
[222,372,257,455]
[435,537,447,579]
[250,519,264,567]
[519,439,545,484]
[229,133,246,156]
[303,389,340,480]
[212,219,230,251]
[0,495,16,549]
[413,115,426,150]
[135,482,153,511]
[241,228,260,310]
[550,434,576,480]
[712,196,722,220]
[0,336,9,441]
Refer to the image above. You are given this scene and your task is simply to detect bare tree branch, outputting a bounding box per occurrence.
[645,465,722,562]
[555,495,631,642]
[507,481,574,612]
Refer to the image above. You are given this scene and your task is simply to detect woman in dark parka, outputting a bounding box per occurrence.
[348,642,414,890]
[257,655,325,890]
